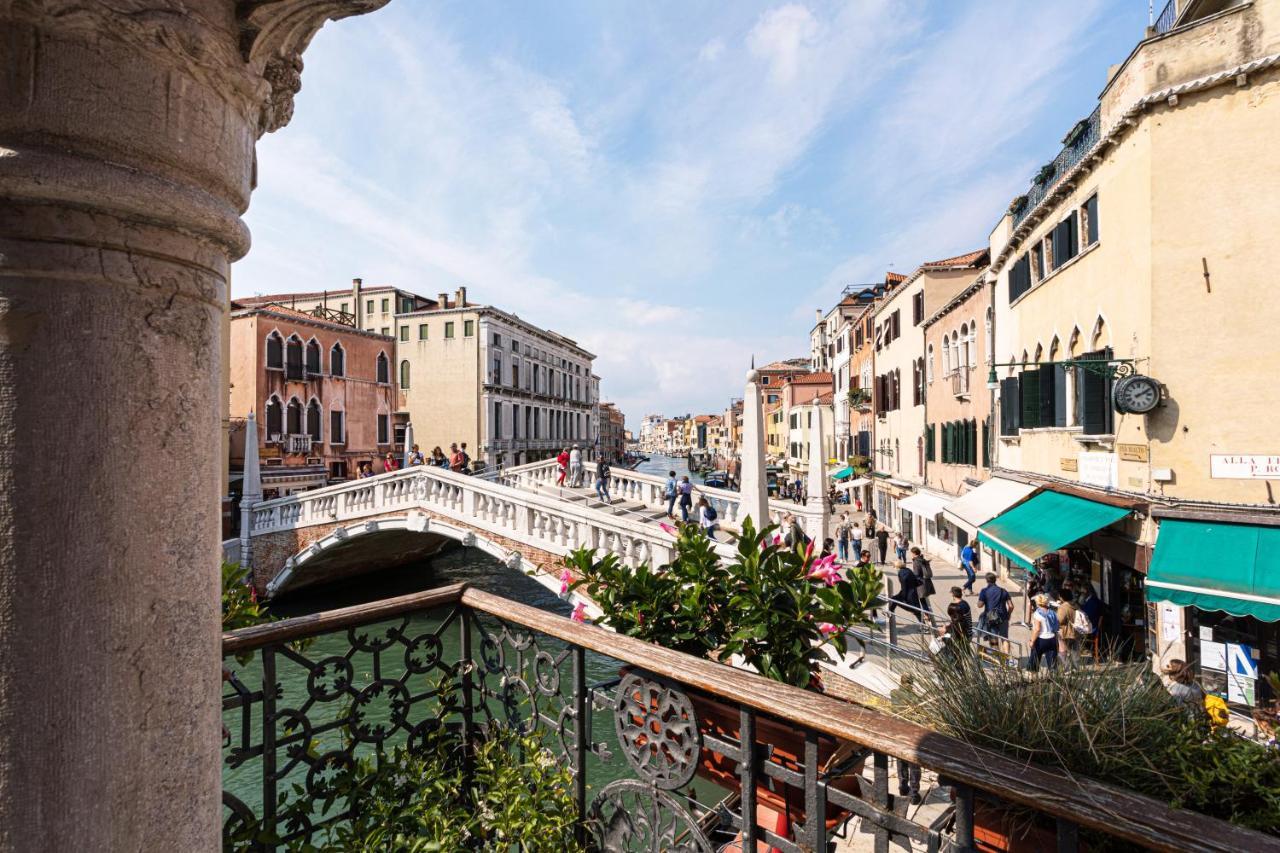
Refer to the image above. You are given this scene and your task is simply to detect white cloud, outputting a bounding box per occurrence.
[746,4,822,86]
[698,37,725,62]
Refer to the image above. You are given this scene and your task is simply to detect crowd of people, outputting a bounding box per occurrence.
[354,441,478,479]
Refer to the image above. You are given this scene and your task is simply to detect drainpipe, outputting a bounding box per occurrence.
[239,410,262,569]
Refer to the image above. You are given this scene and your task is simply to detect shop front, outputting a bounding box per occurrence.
[978,489,1148,659]
[1147,516,1280,712]
[899,490,954,560]
[941,476,1037,576]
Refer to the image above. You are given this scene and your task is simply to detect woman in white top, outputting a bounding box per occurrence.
[1028,593,1060,671]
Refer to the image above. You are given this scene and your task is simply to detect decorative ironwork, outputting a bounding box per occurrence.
[613,671,701,789]
[589,779,715,853]
[1154,0,1178,35]
[1012,105,1101,226]
[987,357,1135,386]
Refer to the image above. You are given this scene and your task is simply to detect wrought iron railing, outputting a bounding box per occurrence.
[1154,0,1178,35]
[222,584,1268,852]
[1011,105,1102,227]
[950,368,971,397]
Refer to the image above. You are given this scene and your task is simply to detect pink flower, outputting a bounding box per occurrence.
[818,622,841,636]
[803,538,814,561]
[772,535,783,546]
[659,522,677,536]
[559,568,572,595]
[807,563,843,587]
[571,602,588,623]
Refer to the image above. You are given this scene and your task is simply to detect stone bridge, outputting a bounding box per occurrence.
[240,456,827,598]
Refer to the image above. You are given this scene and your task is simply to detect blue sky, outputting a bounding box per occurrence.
[234,1,1148,425]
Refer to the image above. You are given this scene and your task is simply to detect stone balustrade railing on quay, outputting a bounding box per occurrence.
[500,458,828,539]
[245,464,739,574]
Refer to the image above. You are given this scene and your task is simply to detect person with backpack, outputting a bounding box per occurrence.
[1057,587,1081,661]
[1028,593,1060,671]
[698,497,719,540]
[459,442,472,474]
[835,513,852,561]
[782,512,808,549]
[977,573,1014,653]
[850,520,864,563]
[663,470,678,519]
[595,459,612,504]
[678,476,694,522]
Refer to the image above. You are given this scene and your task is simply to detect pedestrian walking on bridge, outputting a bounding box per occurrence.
[595,459,613,504]
[569,444,583,487]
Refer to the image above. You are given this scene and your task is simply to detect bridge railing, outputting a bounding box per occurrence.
[247,466,739,585]
[500,458,829,538]
[221,583,1268,852]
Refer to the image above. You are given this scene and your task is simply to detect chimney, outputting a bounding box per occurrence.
[352,278,363,326]
[437,292,449,309]
[455,286,467,307]
[815,308,822,324]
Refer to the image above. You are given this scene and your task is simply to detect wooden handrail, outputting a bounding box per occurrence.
[459,586,1277,853]
[221,584,468,655]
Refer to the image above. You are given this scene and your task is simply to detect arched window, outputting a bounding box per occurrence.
[266,332,284,369]
[1068,326,1082,358]
[966,323,977,368]
[926,344,934,382]
[1091,316,1108,350]
[1048,335,1060,363]
[305,338,321,375]
[285,335,303,380]
[959,324,969,370]
[265,395,282,438]
[942,338,951,374]
[306,399,321,441]
[376,352,389,384]
[400,359,410,389]
[1033,342,1043,364]
[286,397,302,435]
[330,342,345,377]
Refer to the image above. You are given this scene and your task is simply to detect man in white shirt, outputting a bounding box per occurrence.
[569,445,583,487]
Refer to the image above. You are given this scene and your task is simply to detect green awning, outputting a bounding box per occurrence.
[830,466,854,481]
[978,491,1130,571]
[1148,519,1280,622]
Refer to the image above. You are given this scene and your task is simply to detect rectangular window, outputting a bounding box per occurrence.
[892,310,900,340]
[401,297,413,313]
[380,327,389,336]
[912,291,925,326]
[1033,241,1045,282]
[381,298,389,313]
[493,333,502,346]
[464,320,475,337]
[330,460,348,480]
[1051,211,1079,269]
[511,339,519,351]
[418,323,427,340]
[339,302,348,314]
[1008,253,1032,302]
[1080,348,1115,435]
[399,326,408,342]
[366,300,374,315]
[1019,369,1042,429]
[445,322,455,339]
[1084,194,1099,246]
[377,414,389,444]
[330,410,345,444]
[999,377,1020,436]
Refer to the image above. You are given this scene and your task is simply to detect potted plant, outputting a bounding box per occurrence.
[566,518,882,840]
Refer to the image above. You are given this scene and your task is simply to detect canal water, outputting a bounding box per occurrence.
[224,455,726,830]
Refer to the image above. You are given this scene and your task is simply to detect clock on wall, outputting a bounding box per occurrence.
[1112,374,1162,414]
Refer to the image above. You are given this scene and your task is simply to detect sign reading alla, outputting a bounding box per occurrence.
[1210,454,1280,479]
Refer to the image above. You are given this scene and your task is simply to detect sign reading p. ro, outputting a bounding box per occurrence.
[1210,455,1280,479]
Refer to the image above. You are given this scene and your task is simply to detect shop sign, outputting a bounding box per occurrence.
[1078,452,1118,489]
[261,446,282,458]
[1117,443,1149,462]
[1210,454,1280,479]
[1060,457,1078,472]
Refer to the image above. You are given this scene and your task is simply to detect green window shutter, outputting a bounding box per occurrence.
[969,419,978,465]
[1020,370,1041,429]
[1038,363,1057,427]
[981,418,990,467]
[1000,378,1020,435]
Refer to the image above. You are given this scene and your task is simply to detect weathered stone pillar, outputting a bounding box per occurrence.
[806,403,831,540]
[0,2,387,848]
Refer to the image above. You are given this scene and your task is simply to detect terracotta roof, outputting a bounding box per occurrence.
[237,286,433,304]
[787,372,833,386]
[922,248,989,269]
[694,415,719,424]
[814,391,835,405]
[758,358,811,372]
[884,272,907,284]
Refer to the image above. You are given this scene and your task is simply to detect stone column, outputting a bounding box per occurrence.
[0,2,388,848]
[737,368,770,531]
[806,404,831,541]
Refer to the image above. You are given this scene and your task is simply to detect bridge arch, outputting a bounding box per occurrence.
[266,511,526,598]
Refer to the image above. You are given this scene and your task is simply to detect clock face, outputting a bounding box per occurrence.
[1114,375,1160,413]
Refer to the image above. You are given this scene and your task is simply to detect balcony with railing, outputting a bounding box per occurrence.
[1010,105,1101,227]
[950,368,971,398]
[1154,0,1178,34]
[222,584,1269,852]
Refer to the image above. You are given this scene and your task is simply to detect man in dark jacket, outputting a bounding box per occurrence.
[910,547,935,620]
[875,526,890,564]
[887,560,921,620]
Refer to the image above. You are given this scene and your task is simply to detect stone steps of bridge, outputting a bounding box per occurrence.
[526,483,669,523]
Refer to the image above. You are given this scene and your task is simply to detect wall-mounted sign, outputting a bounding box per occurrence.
[1210,454,1280,479]
[1060,457,1078,472]
[1117,443,1149,462]
[261,446,282,458]
[1078,452,1118,489]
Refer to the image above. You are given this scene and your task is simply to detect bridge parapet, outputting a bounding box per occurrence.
[499,459,828,539]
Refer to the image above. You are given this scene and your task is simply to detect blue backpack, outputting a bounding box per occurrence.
[1037,606,1060,634]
